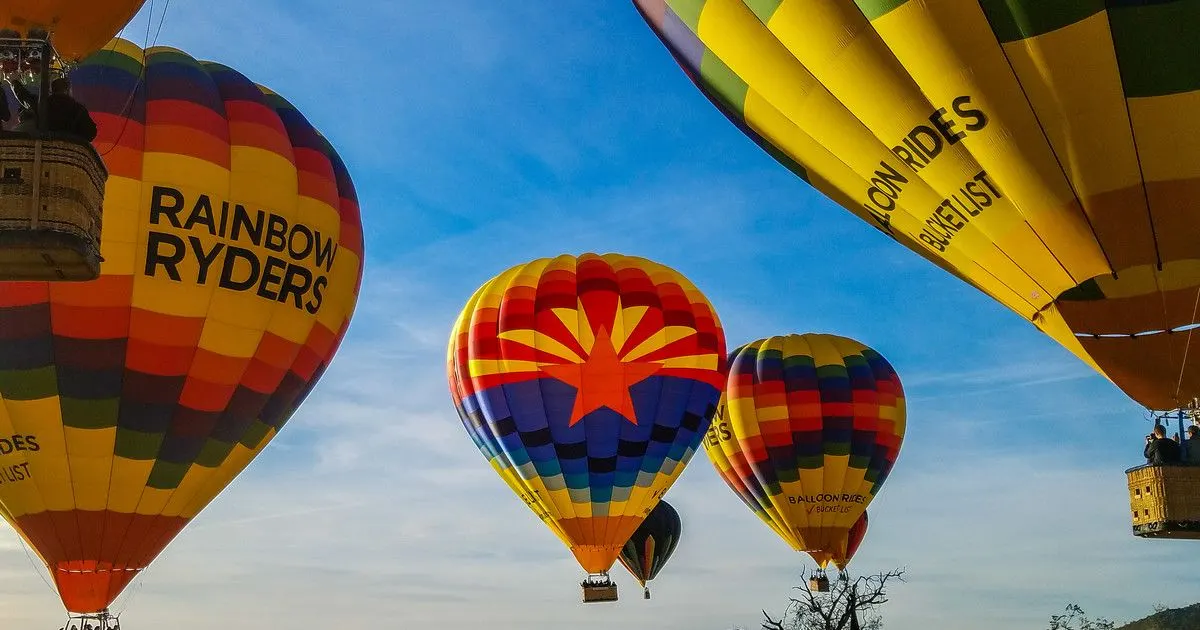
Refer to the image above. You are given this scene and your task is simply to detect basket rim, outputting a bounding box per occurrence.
[0,130,108,177]
[1125,463,1200,475]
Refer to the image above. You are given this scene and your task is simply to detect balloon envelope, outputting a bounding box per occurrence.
[0,38,364,613]
[618,498,682,587]
[1,2,148,61]
[448,253,726,575]
[633,0,1200,411]
[704,334,904,558]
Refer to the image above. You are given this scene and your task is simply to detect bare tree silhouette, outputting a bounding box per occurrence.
[758,567,905,630]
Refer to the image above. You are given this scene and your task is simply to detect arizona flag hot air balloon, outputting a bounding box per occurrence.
[1,1,148,62]
[0,38,364,618]
[703,334,903,575]
[632,0,1200,414]
[447,253,726,602]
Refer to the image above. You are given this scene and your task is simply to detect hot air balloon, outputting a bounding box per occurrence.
[0,38,364,628]
[631,0,1200,540]
[0,2,147,63]
[630,0,1200,415]
[618,498,682,600]
[703,334,904,590]
[447,253,726,603]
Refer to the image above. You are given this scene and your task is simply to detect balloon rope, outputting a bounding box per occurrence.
[110,570,146,618]
[152,0,173,45]
[1173,285,1200,404]
[97,0,170,157]
[96,2,154,157]
[16,535,56,596]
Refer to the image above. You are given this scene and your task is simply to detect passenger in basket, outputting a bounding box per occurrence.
[1184,426,1200,465]
[1145,424,1182,465]
[9,77,97,141]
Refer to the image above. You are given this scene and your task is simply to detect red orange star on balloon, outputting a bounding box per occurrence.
[540,327,662,426]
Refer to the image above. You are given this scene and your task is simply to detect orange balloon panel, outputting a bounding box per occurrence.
[0,39,363,613]
[0,1,147,61]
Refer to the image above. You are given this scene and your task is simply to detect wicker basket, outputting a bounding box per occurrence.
[1127,464,1200,539]
[582,583,618,603]
[0,133,108,281]
[809,576,830,592]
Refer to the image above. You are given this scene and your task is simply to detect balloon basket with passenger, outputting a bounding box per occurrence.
[580,572,618,603]
[808,570,831,593]
[0,31,108,282]
[1128,406,1200,540]
[62,611,121,630]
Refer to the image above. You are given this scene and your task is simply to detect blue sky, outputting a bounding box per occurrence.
[1,2,1197,629]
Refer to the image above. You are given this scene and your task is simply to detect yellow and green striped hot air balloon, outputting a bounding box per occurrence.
[632,0,1200,414]
[703,334,904,570]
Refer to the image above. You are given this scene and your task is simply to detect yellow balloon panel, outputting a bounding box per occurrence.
[635,0,1200,409]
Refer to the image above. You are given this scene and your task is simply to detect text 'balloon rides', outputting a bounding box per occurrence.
[0,38,364,614]
[618,498,681,599]
[704,334,904,566]
[633,0,1200,411]
[0,1,148,62]
[447,253,726,590]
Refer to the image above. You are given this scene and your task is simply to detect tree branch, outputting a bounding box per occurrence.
[761,567,906,630]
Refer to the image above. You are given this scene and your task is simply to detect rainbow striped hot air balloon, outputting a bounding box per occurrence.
[448,253,726,602]
[704,334,904,576]
[0,38,363,618]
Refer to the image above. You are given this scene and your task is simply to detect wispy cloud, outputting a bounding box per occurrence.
[903,357,1097,396]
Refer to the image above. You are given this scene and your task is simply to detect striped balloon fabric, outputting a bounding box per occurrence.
[448,253,726,576]
[0,38,363,613]
[704,334,904,558]
[618,498,681,591]
[632,0,1200,412]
